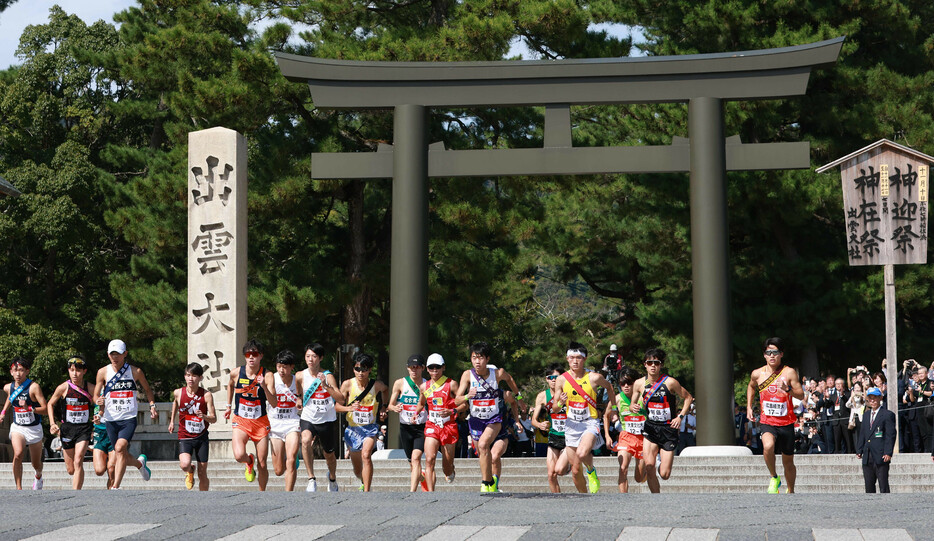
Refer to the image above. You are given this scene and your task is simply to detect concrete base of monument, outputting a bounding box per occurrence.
[679,445,752,457]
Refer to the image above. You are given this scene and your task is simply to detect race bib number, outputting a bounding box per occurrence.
[65,404,89,424]
[647,402,671,422]
[238,399,261,420]
[272,407,296,420]
[762,400,787,417]
[471,399,497,420]
[429,409,449,427]
[624,415,645,435]
[308,396,330,413]
[13,406,34,425]
[568,400,590,422]
[185,418,205,434]
[550,413,567,433]
[353,405,374,425]
[108,390,136,414]
[400,404,418,424]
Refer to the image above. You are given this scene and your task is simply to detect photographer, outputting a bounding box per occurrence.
[603,344,623,374]
[907,364,933,453]
[846,381,866,454]
[899,359,918,452]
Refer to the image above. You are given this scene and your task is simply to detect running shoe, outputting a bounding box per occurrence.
[586,466,600,494]
[358,483,364,491]
[138,454,151,481]
[420,470,429,492]
[306,478,317,492]
[32,476,43,490]
[768,476,781,494]
[328,477,339,492]
[480,483,492,493]
[445,469,456,484]
[244,453,256,482]
[185,471,194,490]
[492,474,501,493]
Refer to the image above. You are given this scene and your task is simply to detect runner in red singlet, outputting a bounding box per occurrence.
[747,337,805,493]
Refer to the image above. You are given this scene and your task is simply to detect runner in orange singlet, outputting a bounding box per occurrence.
[747,337,805,493]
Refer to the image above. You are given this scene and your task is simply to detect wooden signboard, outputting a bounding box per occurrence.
[819,140,931,266]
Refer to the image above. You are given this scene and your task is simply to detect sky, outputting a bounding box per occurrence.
[0,1,641,69]
[0,0,135,69]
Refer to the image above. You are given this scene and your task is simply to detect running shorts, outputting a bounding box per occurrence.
[548,433,566,451]
[60,422,93,450]
[93,425,113,453]
[760,423,796,456]
[232,415,271,443]
[643,421,678,452]
[564,418,603,450]
[424,421,458,446]
[179,432,210,463]
[105,418,138,445]
[344,423,380,452]
[399,423,426,459]
[300,419,338,454]
[467,416,503,442]
[617,430,644,460]
[269,418,300,441]
[10,423,43,445]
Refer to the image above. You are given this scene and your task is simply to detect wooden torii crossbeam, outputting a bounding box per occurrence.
[276,37,843,446]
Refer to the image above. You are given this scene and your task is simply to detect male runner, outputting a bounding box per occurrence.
[224,339,271,490]
[418,353,460,490]
[747,337,805,493]
[93,339,156,490]
[337,353,388,491]
[388,354,429,492]
[455,341,523,493]
[296,343,343,492]
[603,367,646,493]
[552,342,617,494]
[48,355,94,489]
[1,357,47,489]
[168,362,216,490]
[262,350,302,491]
[531,363,571,493]
[631,347,693,493]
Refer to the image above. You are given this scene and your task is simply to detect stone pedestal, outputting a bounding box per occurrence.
[188,128,248,431]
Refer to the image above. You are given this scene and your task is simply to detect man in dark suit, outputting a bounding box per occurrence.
[856,387,896,493]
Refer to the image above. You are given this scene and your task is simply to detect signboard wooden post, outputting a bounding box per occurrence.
[818,139,933,420]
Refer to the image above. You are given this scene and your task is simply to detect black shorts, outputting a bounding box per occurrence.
[399,423,426,459]
[760,423,796,455]
[60,422,93,450]
[643,421,679,452]
[300,419,338,454]
[548,433,566,451]
[179,432,210,463]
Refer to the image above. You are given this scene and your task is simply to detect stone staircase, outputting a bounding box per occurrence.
[3,454,933,493]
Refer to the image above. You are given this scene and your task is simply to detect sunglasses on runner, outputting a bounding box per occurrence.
[764,350,781,356]
[644,360,662,366]
[353,366,368,372]
[546,375,558,380]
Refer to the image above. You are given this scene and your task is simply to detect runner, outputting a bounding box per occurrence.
[168,362,216,491]
[92,339,156,490]
[388,354,429,492]
[90,403,148,490]
[262,349,301,491]
[417,353,460,491]
[603,367,646,493]
[531,362,571,493]
[454,341,523,493]
[0,356,47,490]
[224,339,271,491]
[47,355,94,489]
[631,347,693,493]
[747,337,804,493]
[337,352,388,492]
[552,342,617,494]
[296,343,343,492]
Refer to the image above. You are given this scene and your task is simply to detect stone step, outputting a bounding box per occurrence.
[5,455,933,492]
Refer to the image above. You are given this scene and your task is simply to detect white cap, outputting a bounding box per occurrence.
[426,353,445,367]
[107,339,127,354]
[610,344,618,351]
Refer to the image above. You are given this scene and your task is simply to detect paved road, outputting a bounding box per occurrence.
[1,491,930,540]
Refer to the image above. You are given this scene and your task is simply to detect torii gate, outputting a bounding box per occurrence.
[276,37,843,446]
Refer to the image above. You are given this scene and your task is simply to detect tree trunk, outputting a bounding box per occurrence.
[341,179,371,381]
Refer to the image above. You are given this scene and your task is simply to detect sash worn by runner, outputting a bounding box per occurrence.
[302,370,331,406]
[347,379,376,407]
[67,380,92,401]
[641,375,669,414]
[235,367,264,396]
[562,372,598,411]
[422,376,448,398]
[757,366,785,393]
[103,362,131,396]
[9,378,32,403]
[404,376,421,396]
[471,368,499,395]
